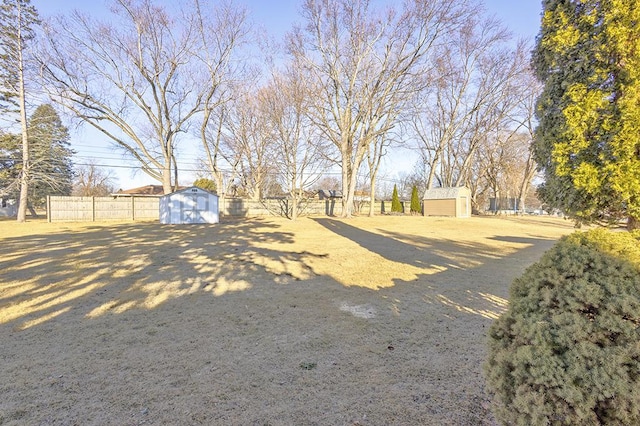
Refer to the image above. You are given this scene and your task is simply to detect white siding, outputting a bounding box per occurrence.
[159,187,219,224]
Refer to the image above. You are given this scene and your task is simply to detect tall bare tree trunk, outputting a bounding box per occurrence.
[17,114,29,221]
[368,180,376,217]
[16,18,29,222]
[425,149,441,190]
[162,163,172,195]
[171,152,179,192]
[291,195,298,221]
[340,154,351,217]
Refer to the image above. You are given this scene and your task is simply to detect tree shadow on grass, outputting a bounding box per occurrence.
[0,218,325,330]
[1,217,569,332]
[311,217,564,320]
[306,217,572,425]
[0,216,574,425]
[312,217,544,272]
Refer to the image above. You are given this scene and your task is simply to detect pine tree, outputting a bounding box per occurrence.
[27,104,73,207]
[532,0,640,229]
[0,105,73,206]
[410,185,421,215]
[0,0,40,221]
[391,184,402,213]
[0,131,19,197]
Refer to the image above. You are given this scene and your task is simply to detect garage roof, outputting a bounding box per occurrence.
[423,186,470,200]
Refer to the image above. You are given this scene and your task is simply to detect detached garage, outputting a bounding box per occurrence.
[159,186,219,224]
[423,187,471,218]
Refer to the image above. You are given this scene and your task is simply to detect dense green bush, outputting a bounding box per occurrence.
[391,184,403,213]
[193,178,217,193]
[485,229,640,425]
[410,185,421,215]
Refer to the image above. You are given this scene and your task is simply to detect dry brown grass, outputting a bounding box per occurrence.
[0,215,577,425]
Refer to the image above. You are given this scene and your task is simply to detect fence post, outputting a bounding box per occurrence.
[132,196,136,221]
[47,195,51,223]
[92,196,96,222]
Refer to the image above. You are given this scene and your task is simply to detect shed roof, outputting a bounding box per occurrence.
[162,186,218,198]
[423,186,470,200]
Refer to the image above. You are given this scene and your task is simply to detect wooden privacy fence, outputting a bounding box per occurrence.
[47,195,393,222]
[47,196,160,222]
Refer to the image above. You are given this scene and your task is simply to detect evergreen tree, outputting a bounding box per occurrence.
[193,177,217,193]
[391,184,402,213]
[0,131,19,196]
[532,0,640,229]
[0,0,39,221]
[0,105,73,206]
[27,104,73,207]
[410,185,421,215]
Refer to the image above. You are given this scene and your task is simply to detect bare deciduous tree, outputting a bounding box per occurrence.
[200,103,244,199]
[195,0,250,201]
[0,0,39,221]
[39,0,247,194]
[289,0,470,217]
[263,62,331,220]
[411,15,517,191]
[511,69,542,213]
[72,161,118,197]
[221,88,275,201]
[471,62,542,214]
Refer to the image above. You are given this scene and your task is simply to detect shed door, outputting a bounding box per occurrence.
[459,196,468,217]
[195,195,208,223]
[181,195,198,223]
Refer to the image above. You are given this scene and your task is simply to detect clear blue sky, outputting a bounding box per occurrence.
[32,0,543,190]
[35,0,542,39]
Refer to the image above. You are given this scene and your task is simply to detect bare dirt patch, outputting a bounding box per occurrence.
[0,215,577,425]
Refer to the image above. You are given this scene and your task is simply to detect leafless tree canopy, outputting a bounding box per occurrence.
[408,9,538,213]
[287,0,473,217]
[16,0,543,216]
[72,161,118,197]
[38,0,249,194]
[261,61,331,219]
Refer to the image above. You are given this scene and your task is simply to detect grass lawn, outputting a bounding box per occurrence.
[0,215,577,425]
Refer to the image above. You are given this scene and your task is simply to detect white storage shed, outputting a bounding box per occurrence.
[159,186,219,224]
[423,186,471,218]
[0,198,16,217]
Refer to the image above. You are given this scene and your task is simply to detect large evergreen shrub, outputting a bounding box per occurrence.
[391,184,403,213]
[485,229,640,425]
[410,185,421,215]
[193,178,217,193]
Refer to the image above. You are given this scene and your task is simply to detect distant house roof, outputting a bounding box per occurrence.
[423,186,470,200]
[353,190,371,201]
[113,185,186,197]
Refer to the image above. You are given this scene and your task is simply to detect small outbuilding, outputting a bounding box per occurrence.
[159,186,219,224]
[0,198,16,217]
[423,186,471,218]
